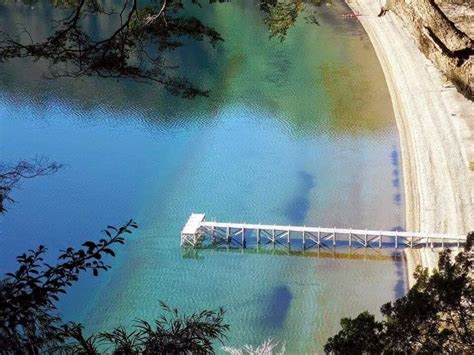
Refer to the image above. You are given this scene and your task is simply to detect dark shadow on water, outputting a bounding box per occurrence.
[389,223,408,297]
[261,285,292,330]
[393,193,402,205]
[392,251,408,299]
[284,171,315,225]
[284,196,310,225]
[391,146,403,208]
[298,171,315,191]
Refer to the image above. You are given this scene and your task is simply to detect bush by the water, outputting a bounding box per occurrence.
[325,232,474,354]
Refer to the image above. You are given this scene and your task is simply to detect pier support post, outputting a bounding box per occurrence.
[182,214,465,252]
[302,229,306,250]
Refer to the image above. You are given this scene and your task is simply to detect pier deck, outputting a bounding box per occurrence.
[181,213,467,250]
[180,213,206,246]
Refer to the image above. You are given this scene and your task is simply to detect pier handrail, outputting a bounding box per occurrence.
[200,221,464,240]
[180,213,468,249]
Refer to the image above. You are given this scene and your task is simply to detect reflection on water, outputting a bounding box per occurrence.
[0,1,395,135]
[0,0,406,352]
[262,285,293,330]
[183,246,405,263]
[284,171,316,224]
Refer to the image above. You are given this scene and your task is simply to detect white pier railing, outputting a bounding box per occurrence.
[180,213,467,250]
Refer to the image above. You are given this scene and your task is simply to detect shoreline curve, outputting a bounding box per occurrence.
[344,0,474,287]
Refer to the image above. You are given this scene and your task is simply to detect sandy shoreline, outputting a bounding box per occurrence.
[344,0,474,287]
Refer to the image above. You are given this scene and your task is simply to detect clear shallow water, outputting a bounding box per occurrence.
[0,1,406,352]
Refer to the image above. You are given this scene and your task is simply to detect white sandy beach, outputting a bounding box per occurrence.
[344,0,474,286]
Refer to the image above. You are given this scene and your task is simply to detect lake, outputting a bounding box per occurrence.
[0,1,406,352]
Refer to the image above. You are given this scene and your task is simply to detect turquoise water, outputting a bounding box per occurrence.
[0,1,406,352]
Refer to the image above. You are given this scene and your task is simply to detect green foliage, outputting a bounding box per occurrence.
[325,232,474,354]
[55,303,228,354]
[262,0,305,41]
[0,0,224,97]
[124,303,227,353]
[324,312,384,354]
[0,220,137,352]
[259,0,330,41]
[0,0,327,96]
[0,219,229,353]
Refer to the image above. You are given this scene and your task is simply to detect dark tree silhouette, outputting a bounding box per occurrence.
[0,158,63,214]
[259,0,326,41]
[58,303,228,353]
[0,0,224,97]
[0,0,327,96]
[0,219,228,353]
[325,232,474,354]
[0,220,138,352]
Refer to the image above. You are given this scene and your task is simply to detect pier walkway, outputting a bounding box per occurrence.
[181,213,467,250]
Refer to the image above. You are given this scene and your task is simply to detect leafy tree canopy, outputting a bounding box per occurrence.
[0,219,229,353]
[59,304,228,354]
[0,0,328,97]
[0,219,138,352]
[325,232,474,354]
[0,160,228,353]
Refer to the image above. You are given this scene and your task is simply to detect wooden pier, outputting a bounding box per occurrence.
[181,213,467,250]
